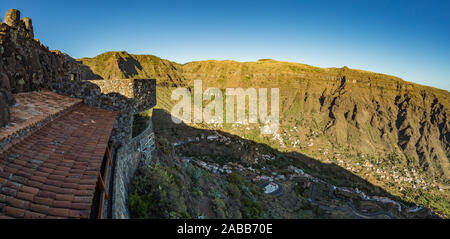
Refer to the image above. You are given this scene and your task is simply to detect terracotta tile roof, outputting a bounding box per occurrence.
[0,90,82,150]
[0,104,117,219]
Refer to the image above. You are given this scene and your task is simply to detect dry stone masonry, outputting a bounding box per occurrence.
[113,121,155,218]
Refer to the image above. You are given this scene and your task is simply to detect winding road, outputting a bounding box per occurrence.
[308,182,396,219]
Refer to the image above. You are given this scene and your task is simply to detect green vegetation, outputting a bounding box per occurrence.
[128,163,190,219]
[226,173,245,186]
[128,193,150,218]
[227,183,241,200]
[241,198,263,219]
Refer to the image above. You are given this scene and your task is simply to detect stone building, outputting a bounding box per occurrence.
[0,9,156,218]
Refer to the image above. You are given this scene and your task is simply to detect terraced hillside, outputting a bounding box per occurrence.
[80,52,450,217]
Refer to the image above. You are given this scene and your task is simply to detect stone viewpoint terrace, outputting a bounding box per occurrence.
[0,90,82,150]
[0,92,117,219]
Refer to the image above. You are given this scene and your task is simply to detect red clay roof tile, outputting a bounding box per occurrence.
[55,194,74,202]
[16,191,35,202]
[24,210,46,219]
[29,203,50,214]
[48,207,70,217]
[52,200,72,209]
[3,206,25,218]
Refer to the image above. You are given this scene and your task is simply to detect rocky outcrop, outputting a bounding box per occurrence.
[4,9,21,28]
[0,9,100,127]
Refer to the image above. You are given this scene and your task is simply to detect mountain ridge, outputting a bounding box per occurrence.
[78,51,450,92]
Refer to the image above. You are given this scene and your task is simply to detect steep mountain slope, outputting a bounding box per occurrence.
[81,52,450,216]
[79,51,186,86]
[184,60,450,181]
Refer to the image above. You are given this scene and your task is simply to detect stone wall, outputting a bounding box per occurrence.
[87,79,137,98]
[112,120,155,219]
[87,78,157,114]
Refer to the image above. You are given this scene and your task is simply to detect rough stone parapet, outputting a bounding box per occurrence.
[87,78,156,114]
[112,121,155,219]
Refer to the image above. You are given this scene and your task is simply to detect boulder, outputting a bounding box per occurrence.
[4,9,20,28]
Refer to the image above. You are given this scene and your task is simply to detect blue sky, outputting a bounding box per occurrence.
[2,0,449,91]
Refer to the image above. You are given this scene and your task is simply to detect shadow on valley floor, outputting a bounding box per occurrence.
[149,109,438,218]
